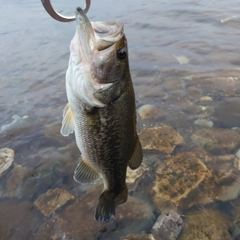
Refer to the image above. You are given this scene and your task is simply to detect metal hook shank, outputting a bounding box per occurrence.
[41,0,91,22]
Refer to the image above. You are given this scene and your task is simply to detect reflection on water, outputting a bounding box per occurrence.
[1,0,240,239]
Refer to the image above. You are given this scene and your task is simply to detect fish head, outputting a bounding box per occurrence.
[68,8,130,107]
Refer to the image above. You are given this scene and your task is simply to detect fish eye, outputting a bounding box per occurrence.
[117,48,127,60]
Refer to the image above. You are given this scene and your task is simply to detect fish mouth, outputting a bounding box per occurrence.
[75,8,124,59]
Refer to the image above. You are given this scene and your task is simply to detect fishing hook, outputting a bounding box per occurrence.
[41,0,91,22]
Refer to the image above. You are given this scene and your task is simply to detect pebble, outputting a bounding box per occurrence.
[194,119,213,127]
[137,105,166,121]
[200,96,213,104]
[0,148,14,178]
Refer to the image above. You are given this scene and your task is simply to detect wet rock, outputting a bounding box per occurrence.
[178,210,232,240]
[152,149,240,210]
[215,99,240,128]
[126,163,149,191]
[0,148,14,178]
[4,163,33,198]
[137,105,167,121]
[191,127,240,154]
[0,201,42,240]
[33,186,155,240]
[139,125,184,154]
[194,119,213,127]
[34,188,74,217]
[121,233,155,240]
[151,211,183,240]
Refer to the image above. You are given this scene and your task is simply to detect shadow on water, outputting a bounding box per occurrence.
[1,0,240,239]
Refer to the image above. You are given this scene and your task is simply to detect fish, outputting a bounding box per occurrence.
[60,7,143,222]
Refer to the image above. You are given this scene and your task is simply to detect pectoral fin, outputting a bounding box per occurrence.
[60,103,75,136]
[73,158,101,184]
[128,137,143,170]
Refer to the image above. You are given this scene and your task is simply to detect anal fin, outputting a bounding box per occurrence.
[73,158,101,184]
[128,137,143,170]
[60,103,75,137]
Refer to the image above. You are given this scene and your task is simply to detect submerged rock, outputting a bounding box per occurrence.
[4,163,33,198]
[215,99,240,128]
[151,211,184,240]
[152,151,211,210]
[0,148,14,178]
[121,233,155,240]
[33,186,155,240]
[194,119,213,127]
[34,188,74,217]
[139,126,184,154]
[152,149,240,211]
[126,163,149,191]
[200,96,213,105]
[0,201,42,240]
[137,105,167,121]
[191,127,240,154]
[178,210,232,240]
[0,115,30,134]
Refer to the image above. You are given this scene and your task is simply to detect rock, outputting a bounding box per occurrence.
[215,99,240,128]
[173,55,189,65]
[236,149,240,159]
[0,115,31,134]
[191,127,240,154]
[121,233,155,240]
[0,148,14,178]
[194,119,213,127]
[139,126,184,154]
[33,186,155,240]
[152,151,211,210]
[126,163,149,191]
[200,96,213,105]
[4,163,33,198]
[192,76,240,98]
[137,105,167,121]
[151,211,184,240]
[34,188,74,217]
[217,154,235,162]
[152,149,240,210]
[234,158,240,171]
[178,210,232,240]
[0,201,42,240]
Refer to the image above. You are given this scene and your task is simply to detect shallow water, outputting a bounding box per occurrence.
[1,0,240,239]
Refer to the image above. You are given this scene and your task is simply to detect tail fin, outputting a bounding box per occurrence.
[94,191,115,222]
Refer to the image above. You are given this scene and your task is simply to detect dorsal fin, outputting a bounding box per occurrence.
[60,103,75,136]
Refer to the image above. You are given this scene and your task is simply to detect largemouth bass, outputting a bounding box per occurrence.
[60,8,143,222]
